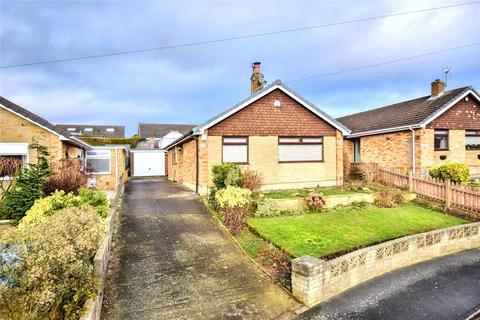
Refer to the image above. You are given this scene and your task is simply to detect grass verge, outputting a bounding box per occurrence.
[248,204,468,259]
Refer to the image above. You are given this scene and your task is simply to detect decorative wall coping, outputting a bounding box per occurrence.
[80,182,124,320]
[292,222,480,307]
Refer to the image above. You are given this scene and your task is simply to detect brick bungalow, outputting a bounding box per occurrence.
[338,80,480,177]
[165,64,350,195]
[0,96,128,190]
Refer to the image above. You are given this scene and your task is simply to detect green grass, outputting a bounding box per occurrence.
[235,228,270,259]
[262,187,369,199]
[248,204,467,258]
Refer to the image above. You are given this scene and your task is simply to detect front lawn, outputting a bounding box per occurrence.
[248,204,467,258]
[262,187,370,199]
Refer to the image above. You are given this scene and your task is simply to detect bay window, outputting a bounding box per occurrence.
[222,136,248,164]
[86,149,111,174]
[278,137,323,162]
[434,130,449,151]
[466,130,480,150]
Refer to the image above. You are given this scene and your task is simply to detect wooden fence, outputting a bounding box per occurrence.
[350,163,480,213]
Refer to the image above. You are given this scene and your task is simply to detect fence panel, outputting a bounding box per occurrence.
[351,163,480,213]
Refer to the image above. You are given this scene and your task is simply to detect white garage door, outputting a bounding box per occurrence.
[133,150,165,177]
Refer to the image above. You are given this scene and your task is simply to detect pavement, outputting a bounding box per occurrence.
[101,178,300,320]
[300,248,480,320]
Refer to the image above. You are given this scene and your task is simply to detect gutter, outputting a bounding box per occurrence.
[195,138,199,194]
[409,127,416,175]
[346,124,423,139]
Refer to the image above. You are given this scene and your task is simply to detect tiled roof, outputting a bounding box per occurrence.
[337,86,473,135]
[56,124,125,138]
[138,123,196,139]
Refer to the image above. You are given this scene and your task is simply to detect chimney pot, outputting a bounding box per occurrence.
[431,79,445,97]
[251,62,265,94]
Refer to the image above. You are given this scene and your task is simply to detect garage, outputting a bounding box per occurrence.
[131,150,166,177]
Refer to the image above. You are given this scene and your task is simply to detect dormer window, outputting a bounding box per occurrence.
[67,128,76,131]
[84,128,93,132]
[106,128,115,132]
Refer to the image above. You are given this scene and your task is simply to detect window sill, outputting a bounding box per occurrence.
[223,162,249,165]
[434,149,449,152]
[279,160,324,164]
[90,172,111,175]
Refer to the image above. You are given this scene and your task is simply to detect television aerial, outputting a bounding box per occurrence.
[443,66,453,87]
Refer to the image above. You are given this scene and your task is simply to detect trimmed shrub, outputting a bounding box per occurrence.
[253,199,282,217]
[211,163,244,190]
[215,186,252,235]
[429,163,470,185]
[374,189,404,208]
[305,192,326,210]
[43,159,88,196]
[257,246,292,287]
[349,164,376,183]
[0,207,104,319]
[19,188,109,227]
[242,169,263,192]
[1,143,51,221]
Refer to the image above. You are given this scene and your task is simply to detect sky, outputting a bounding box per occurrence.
[1,0,479,137]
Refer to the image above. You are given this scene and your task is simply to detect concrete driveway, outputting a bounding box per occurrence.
[300,248,480,320]
[101,178,300,320]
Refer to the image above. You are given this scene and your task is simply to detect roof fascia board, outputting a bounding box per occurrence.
[346,124,423,138]
[420,89,480,127]
[197,85,279,132]
[197,84,350,135]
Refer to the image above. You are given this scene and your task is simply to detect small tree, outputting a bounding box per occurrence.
[43,159,87,196]
[1,142,51,221]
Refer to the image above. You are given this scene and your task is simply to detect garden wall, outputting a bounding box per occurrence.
[80,182,124,320]
[292,222,480,307]
[270,193,375,211]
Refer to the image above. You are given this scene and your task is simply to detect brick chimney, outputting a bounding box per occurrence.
[431,79,445,97]
[250,62,265,94]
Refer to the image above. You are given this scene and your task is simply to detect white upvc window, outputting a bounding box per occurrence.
[84,128,93,132]
[86,149,111,174]
[67,128,76,131]
[0,143,29,179]
[278,136,324,162]
[222,136,248,164]
[106,128,115,132]
[466,130,480,150]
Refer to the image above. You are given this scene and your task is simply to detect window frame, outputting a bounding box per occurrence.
[86,149,111,175]
[466,130,480,150]
[172,147,177,165]
[222,136,249,165]
[278,136,324,163]
[434,129,449,151]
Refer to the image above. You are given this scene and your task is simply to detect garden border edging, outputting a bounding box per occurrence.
[80,182,124,320]
[292,221,480,307]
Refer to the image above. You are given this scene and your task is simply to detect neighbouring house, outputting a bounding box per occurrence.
[56,124,125,138]
[0,96,128,191]
[164,63,350,195]
[338,80,480,177]
[0,96,90,168]
[85,145,129,190]
[137,123,195,149]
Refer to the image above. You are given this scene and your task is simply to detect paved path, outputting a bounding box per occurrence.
[300,248,480,320]
[101,178,300,320]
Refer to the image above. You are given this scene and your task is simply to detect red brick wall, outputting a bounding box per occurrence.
[427,94,480,129]
[208,89,337,136]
